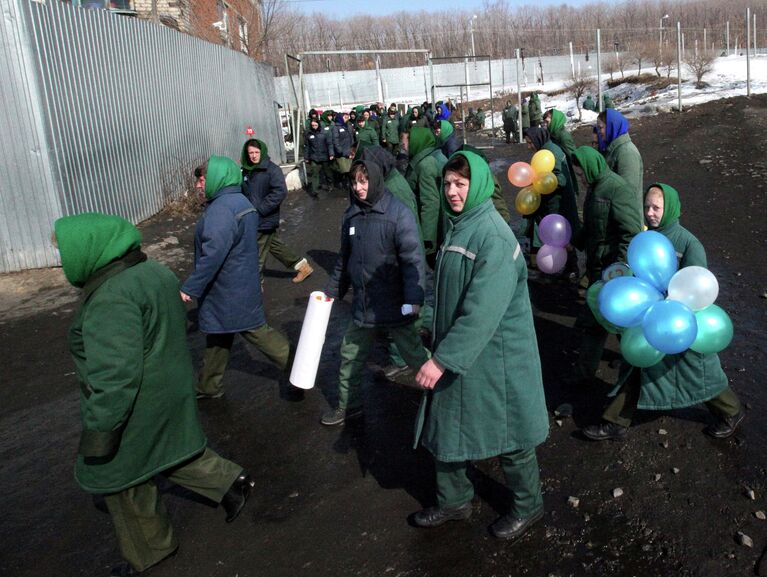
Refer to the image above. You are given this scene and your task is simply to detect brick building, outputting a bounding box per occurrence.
[64,0,262,58]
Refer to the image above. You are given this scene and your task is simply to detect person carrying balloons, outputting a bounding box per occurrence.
[569,146,644,385]
[581,183,743,441]
[523,127,581,275]
[413,150,548,542]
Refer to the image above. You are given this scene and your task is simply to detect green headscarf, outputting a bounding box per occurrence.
[646,182,681,229]
[438,120,454,141]
[443,151,494,216]
[240,139,268,171]
[408,127,435,158]
[572,145,608,184]
[205,156,243,200]
[548,109,567,136]
[54,213,142,287]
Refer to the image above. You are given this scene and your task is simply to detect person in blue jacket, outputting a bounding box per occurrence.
[180,156,293,400]
[321,160,430,426]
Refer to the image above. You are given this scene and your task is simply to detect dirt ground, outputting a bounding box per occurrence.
[2,94,767,577]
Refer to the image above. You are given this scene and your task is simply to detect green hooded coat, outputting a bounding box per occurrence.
[355,120,379,148]
[58,213,206,494]
[406,127,448,256]
[529,94,543,125]
[613,183,728,408]
[414,151,548,461]
[571,146,643,284]
[605,133,644,212]
[381,114,401,145]
[547,109,580,197]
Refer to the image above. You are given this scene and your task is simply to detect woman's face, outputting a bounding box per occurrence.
[444,170,470,213]
[644,188,665,228]
[597,119,607,140]
[352,171,369,200]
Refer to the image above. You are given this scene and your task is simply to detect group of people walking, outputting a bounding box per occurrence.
[56,94,743,575]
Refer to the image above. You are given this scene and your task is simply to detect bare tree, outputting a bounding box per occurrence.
[604,55,617,82]
[662,44,677,79]
[565,73,596,121]
[685,50,716,88]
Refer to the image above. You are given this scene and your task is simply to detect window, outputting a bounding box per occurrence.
[238,17,248,53]
[216,0,229,37]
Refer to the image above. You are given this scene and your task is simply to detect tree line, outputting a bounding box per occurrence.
[261,0,766,75]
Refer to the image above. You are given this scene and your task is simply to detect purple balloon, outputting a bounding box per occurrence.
[538,214,572,248]
[537,244,568,274]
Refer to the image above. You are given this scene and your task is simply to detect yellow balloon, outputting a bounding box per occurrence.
[531,149,555,175]
[515,187,541,215]
[532,171,558,195]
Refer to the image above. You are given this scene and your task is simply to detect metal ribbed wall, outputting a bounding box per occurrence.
[0,0,282,272]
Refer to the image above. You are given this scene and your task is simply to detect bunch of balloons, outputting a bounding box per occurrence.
[536,214,572,274]
[593,231,733,368]
[508,150,558,216]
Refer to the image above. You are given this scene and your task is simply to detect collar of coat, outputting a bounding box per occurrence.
[347,188,393,217]
[83,249,148,300]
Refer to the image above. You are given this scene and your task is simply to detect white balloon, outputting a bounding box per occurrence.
[666,266,719,311]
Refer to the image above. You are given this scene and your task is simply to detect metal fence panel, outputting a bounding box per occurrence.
[0,0,282,272]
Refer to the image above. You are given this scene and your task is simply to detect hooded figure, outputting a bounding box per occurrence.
[435,102,451,121]
[360,145,419,222]
[569,146,643,385]
[412,151,548,540]
[435,119,460,158]
[582,183,743,441]
[181,156,291,398]
[582,95,596,112]
[598,109,644,210]
[57,212,251,574]
[406,127,448,261]
[529,93,543,126]
[545,108,579,196]
[321,160,429,426]
[241,139,313,283]
[523,126,580,239]
[502,100,519,143]
[458,144,511,223]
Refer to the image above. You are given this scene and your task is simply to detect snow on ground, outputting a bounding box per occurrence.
[482,54,767,131]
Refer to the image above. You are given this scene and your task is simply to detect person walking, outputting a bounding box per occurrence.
[597,109,644,211]
[304,118,334,196]
[413,151,549,542]
[502,99,519,144]
[241,138,313,284]
[55,213,254,577]
[581,184,744,440]
[180,156,293,400]
[321,160,430,426]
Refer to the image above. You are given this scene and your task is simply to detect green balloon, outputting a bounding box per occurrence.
[690,305,733,354]
[586,281,623,334]
[620,326,665,368]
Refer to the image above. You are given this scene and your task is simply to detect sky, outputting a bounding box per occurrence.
[285,0,593,17]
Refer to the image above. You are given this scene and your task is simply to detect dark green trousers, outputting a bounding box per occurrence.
[103,448,242,572]
[575,303,609,381]
[337,320,430,410]
[306,160,333,191]
[603,369,742,427]
[198,325,291,396]
[257,231,301,279]
[435,449,543,517]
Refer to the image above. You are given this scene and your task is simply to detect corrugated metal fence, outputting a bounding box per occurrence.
[0,0,283,273]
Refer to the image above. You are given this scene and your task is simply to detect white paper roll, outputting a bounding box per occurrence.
[289,291,334,390]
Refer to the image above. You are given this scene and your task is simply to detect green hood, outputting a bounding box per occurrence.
[409,127,435,158]
[438,120,454,142]
[240,139,268,171]
[205,156,243,200]
[572,145,608,184]
[54,213,142,288]
[320,110,335,124]
[354,105,366,115]
[548,109,567,135]
[646,182,681,229]
[443,151,494,217]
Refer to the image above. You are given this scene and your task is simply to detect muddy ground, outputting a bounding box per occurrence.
[1,94,767,577]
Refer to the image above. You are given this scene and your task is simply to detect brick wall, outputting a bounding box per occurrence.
[134,0,261,57]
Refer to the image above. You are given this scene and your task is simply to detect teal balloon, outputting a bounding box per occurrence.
[586,281,623,334]
[627,231,678,292]
[690,305,734,354]
[621,326,665,368]
[642,300,698,354]
[598,276,663,328]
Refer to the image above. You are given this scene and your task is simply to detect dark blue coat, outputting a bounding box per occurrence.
[181,187,265,333]
[440,132,461,158]
[326,187,425,328]
[332,119,355,157]
[242,159,287,232]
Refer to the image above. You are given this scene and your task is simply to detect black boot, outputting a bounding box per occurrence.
[704,410,745,439]
[221,472,255,523]
[412,502,472,528]
[490,508,543,541]
[582,421,629,441]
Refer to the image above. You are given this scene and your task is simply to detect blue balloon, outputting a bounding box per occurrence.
[598,276,663,328]
[642,300,698,354]
[628,231,678,293]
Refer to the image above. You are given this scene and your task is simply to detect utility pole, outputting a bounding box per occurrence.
[747,7,752,96]
[596,29,602,113]
[726,21,730,55]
